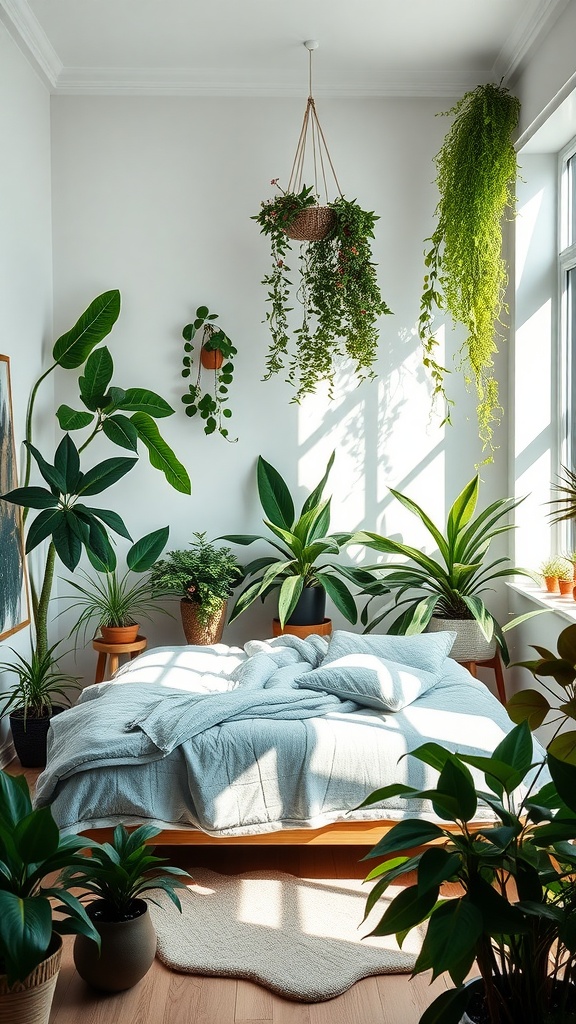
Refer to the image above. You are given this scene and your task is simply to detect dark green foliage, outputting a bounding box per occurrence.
[0,641,79,719]
[253,184,392,402]
[181,305,237,440]
[149,532,244,626]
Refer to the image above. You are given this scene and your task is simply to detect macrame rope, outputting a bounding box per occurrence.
[286,48,343,202]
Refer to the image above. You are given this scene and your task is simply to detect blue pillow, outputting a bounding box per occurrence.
[296,654,439,711]
[321,629,456,677]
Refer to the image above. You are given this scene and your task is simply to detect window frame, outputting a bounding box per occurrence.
[556,138,576,551]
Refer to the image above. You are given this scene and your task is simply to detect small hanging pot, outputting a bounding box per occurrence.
[284,206,336,241]
[200,345,224,370]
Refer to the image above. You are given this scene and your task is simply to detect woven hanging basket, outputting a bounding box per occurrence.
[284,206,336,242]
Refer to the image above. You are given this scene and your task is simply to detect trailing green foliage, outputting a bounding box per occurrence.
[181,305,238,441]
[419,83,521,454]
[353,474,537,663]
[60,824,189,920]
[0,769,100,985]
[253,183,392,402]
[220,452,386,627]
[149,532,244,626]
[361,720,576,1024]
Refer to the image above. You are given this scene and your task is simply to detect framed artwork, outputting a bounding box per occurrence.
[0,354,30,641]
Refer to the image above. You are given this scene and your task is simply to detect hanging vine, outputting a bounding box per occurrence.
[419,82,521,455]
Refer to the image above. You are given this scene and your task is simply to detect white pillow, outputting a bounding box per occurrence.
[296,653,439,711]
[321,629,456,677]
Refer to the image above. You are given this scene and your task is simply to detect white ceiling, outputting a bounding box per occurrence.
[0,0,570,96]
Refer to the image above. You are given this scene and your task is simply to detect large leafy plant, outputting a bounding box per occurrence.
[1,290,190,662]
[353,474,534,662]
[508,621,576,763]
[253,183,392,402]
[360,720,576,1024]
[149,532,244,626]
[0,769,99,985]
[221,452,383,628]
[418,83,520,455]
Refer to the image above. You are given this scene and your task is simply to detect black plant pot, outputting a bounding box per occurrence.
[9,705,65,768]
[286,587,327,626]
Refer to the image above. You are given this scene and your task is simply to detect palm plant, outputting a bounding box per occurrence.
[353,475,535,661]
[221,452,382,628]
[547,465,576,525]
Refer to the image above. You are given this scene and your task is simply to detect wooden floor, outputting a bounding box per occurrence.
[11,763,449,1024]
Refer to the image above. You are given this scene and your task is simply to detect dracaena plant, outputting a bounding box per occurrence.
[360,720,576,1024]
[353,474,535,663]
[220,452,381,628]
[0,290,190,663]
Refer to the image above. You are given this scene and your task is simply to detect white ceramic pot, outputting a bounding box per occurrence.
[426,616,498,662]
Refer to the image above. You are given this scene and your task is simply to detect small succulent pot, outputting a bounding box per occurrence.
[73,899,157,992]
[543,575,560,594]
[558,579,575,597]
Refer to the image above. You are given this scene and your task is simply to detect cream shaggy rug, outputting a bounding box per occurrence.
[149,868,422,1001]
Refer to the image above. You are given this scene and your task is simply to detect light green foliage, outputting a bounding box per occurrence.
[419,84,521,455]
[220,452,385,627]
[539,556,574,580]
[149,532,244,626]
[181,305,237,441]
[253,184,392,402]
[0,641,80,719]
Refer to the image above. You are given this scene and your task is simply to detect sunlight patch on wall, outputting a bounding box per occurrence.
[516,189,544,288]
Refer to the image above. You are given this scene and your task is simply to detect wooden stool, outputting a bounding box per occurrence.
[92,635,147,683]
[459,650,507,704]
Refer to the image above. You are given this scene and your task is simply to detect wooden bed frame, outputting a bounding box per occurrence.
[82,820,392,846]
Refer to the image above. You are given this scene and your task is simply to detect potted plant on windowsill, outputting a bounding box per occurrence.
[253,181,393,402]
[61,527,170,646]
[538,556,571,595]
[352,474,538,664]
[220,451,386,635]
[0,769,100,1024]
[61,824,189,992]
[180,305,237,441]
[0,642,80,767]
[149,532,244,645]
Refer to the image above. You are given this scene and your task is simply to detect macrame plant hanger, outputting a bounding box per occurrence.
[284,41,343,242]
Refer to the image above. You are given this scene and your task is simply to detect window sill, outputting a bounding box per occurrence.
[507,580,576,623]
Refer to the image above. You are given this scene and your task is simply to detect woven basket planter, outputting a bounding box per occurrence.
[426,616,498,662]
[180,599,227,646]
[0,934,62,1024]
[284,206,336,241]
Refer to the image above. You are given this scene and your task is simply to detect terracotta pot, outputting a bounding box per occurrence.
[425,616,497,662]
[180,599,227,645]
[73,899,156,992]
[558,579,575,597]
[200,346,224,370]
[543,575,560,593]
[272,618,332,639]
[100,624,140,644]
[0,934,62,1024]
[9,706,65,768]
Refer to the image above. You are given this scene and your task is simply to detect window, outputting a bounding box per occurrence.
[557,140,576,548]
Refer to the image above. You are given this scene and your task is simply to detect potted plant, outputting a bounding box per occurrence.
[61,823,189,992]
[418,83,520,456]
[0,642,80,767]
[253,181,393,402]
[555,559,575,596]
[0,769,100,1023]
[220,451,384,633]
[539,556,572,594]
[359,717,576,1024]
[352,474,537,663]
[149,532,244,645]
[181,305,237,441]
[62,527,170,645]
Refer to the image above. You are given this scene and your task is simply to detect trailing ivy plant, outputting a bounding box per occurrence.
[419,83,521,455]
[253,182,392,402]
[181,305,237,441]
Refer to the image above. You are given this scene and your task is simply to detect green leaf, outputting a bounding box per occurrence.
[460,595,493,642]
[0,891,52,984]
[127,526,170,572]
[314,572,357,624]
[0,772,32,829]
[257,456,295,530]
[436,757,477,822]
[557,623,576,664]
[418,986,471,1024]
[368,883,439,936]
[506,689,550,730]
[79,513,117,571]
[364,819,447,860]
[278,575,304,626]
[548,730,576,765]
[79,345,114,407]
[414,899,482,981]
[54,434,81,494]
[101,414,139,451]
[24,442,66,493]
[56,405,95,431]
[131,412,191,494]
[25,508,64,553]
[116,388,174,418]
[492,720,533,777]
[417,848,461,895]
[1,486,57,510]
[548,752,576,811]
[446,476,479,550]
[52,515,83,570]
[52,290,121,369]
[74,504,132,541]
[301,451,335,516]
[78,455,137,496]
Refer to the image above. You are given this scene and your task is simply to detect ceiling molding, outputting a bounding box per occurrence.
[0,0,61,86]
[0,0,571,98]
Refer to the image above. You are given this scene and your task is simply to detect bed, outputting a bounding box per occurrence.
[34,629,544,845]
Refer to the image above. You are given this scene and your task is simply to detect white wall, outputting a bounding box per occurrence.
[0,22,53,760]
[49,93,510,684]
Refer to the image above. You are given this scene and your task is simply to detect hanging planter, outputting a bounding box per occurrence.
[418,82,521,457]
[180,305,237,441]
[253,42,392,403]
